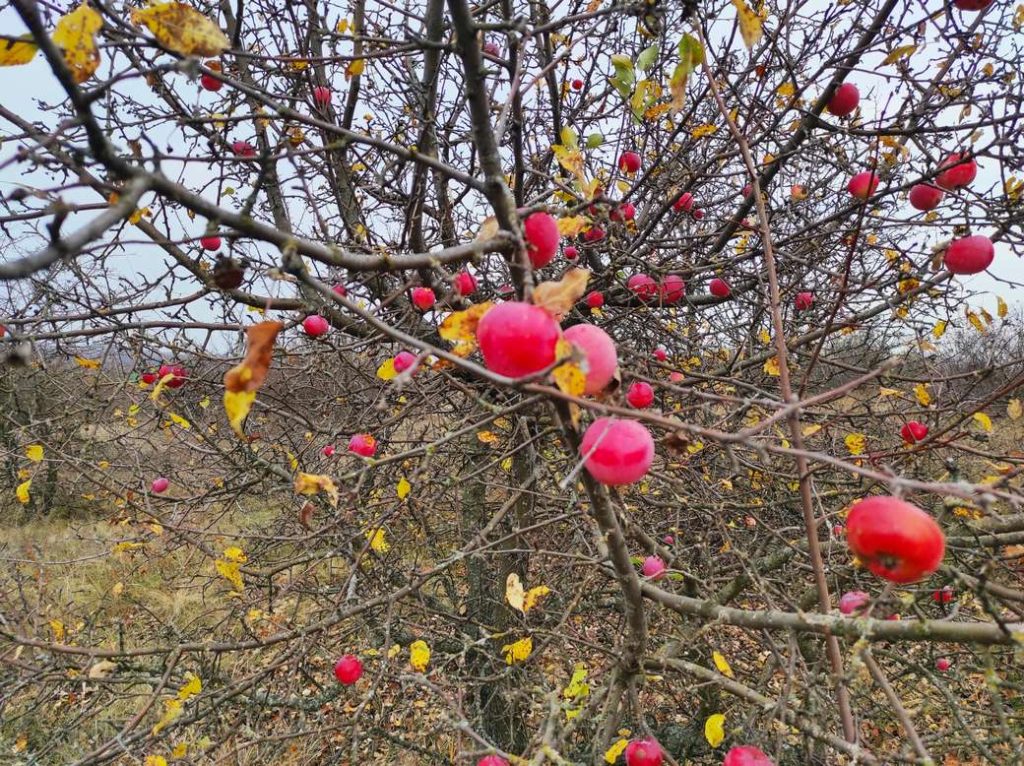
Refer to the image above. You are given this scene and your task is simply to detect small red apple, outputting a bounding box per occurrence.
[477,757,509,766]
[332,283,348,297]
[932,586,954,603]
[322,444,336,457]
[659,274,685,304]
[231,140,256,157]
[453,271,477,297]
[200,72,222,91]
[312,85,332,106]
[936,153,978,189]
[585,290,604,308]
[723,745,775,766]
[794,291,814,311]
[944,235,994,275]
[580,418,655,486]
[846,495,946,583]
[151,477,169,494]
[827,83,860,117]
[334,654,363,685]
[741,183,752,197]
[838,590,870,615]
[652,347,668,362]
[848,171,879,200]
[674,192,694,212]
[200,235,221,251]
[564,245,579,260]
[393,351,417,373]
[523,212,559,268]
[411,287,436,311]
[935,657,952,671]
[663,534,675,544]
[477,302,561,378]
[563,324,618,395]
[303,315,330,337]
[618,151,641,174]
[571,78,584,91]
[624,737,663,766]
[909,183,943,211]
[900,421,928,444]
[158,363,188,389]
[348,433,377,457]
[627,381,654,409]
[627,274,659,301]
[611,202,636,222]
[641,555,666,579]
[582,226,605,243]
[482,41,501,57]
[709,278,731,298]
[669,371,683,382]
[693,208,705,220]
[954,0,993,9]
[141,371,158,385]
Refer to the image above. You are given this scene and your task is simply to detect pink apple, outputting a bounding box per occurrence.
[332,283,348,298]
[477,757,509,766]
[669,371,684,382]
[150,477,169,494]
[312,85,332,106]
[200,235,222,251]
[794,291,814,311]
[585,290,604,308]
[624,737,663,766]
[944,235,994,275]
[303,315,330,337]
[674,192,694,212]
[524,212,559,268]
[618,151,641,174]
[231,140,256,157]
[477,302,561,378]
[741,183,752,197]
[653,347,668,362]
[935,657,952,671]
[693,208,705,220]
[900,421,928,444]
[663,534,675,544]
[582,226,605,243]
[348,433,377,457]
[709,278,731,298]
[936,153,977,189]
[564,245,579,260]
[393,351,417,373]
[453,271,477,297]
[563,324,618,395]
[641,555,666,580]
[659,274,685,304]
[847,171,879,200]
[322,445,336,457]
[627,274,659,301]
[334,654,363,685]
[838,590,870,615]
[723,745,775,766]
[909,183,943,211]
[611,202,636,222]
[627,381,654,409]
[482,41,501,57]
[833,524,845,536]
[827,83,859,117]
[571,79,584,91]
[579,418,655,486]
[411,287,436,310]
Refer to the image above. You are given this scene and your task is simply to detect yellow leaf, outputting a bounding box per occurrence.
[763,357,780,376]
[844,433,866,456]
[604,739,629,763]
[169,412,191,430]
[502,636,533,665]
[1007,399,1022,420]
[75,355,101,369]
[49,619,65,641]
[0,35,38,67]
[506,573,526,613]
[25,444,43,462]
[171,743,187,758]
[376,357,398,380]
[558,216,591,238]
[129,206,150,225]
[337,18,350,33]
[441,302,493,357]
[712,651,734,678]
[409,639,431,672]
[16,479,30,505]
[223,321,283,437]
[346,58,365,78]
[932,320,947,339]
[966,309,986,333]
[691,123,718,138]
[198,396,210,409]
[973,412,993,432]
[151,698,182,735]
[914,383,931,407]
[878,387,901,398]
[997,295,1008,319]
[131,2,230,57]
[730,0,764,48]
[524,585,551,612]
[704,713,726,747]
[397,477,411,500]
[367,528,390,554]
[177,672,201,700]
[293,473,339,507]
[883,44,917,65]
[477,430,500,445]
[53,3,102,84]
[776,81,795,97]
[553,359,587,397]
[215,558,243,592]
[145,756,168,766]
[757,328,771,344]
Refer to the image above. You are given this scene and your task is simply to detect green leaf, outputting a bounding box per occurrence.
[559,126,579,150]
[609,54,635,99]
[670,34,704,111]
[636,44,659,73]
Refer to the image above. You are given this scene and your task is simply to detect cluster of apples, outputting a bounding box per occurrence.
[611,738,775,765]
[141,363,188,389]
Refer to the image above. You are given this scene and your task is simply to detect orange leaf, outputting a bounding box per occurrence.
[532,268,590,320]
[223,321,283,437]
[440,302,494,356]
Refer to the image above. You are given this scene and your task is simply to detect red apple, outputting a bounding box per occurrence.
[582,226,605,243]
[579,418,655,486]
[838,590,870,615]
[709,278,731,298]
[627,381,654,409]
[674,192,694,212]
[693,208,705,220]
[723,745,775,766]
[453,271,477,297]
[641,555,666,580]
[571,78,584,91]
[669,371,683,382]
[653,347,668,362]
[322,444,336,457]
[411,287,436,310]
[564,245,579,260]
[150,477,169,494]
[611,202,636,222]
[231,140,256,157]
[936,153,977,189]
[659,274,686,304]
[741,183,752,197]
[954,0,993,8]
[523,212,559,268]
[908,183,943,211]
[935,657,952,671]
[794,291,814,311]
[348,433,377,457]
[141,371,158,385]
[663,534,675,544]
[932,586,954,603]
[618,151,641,174]
[312,85,332,106]
[200,72,222,91]
[944,235,994,274]
[482,41,501,57]
[477,302,561,378]
[303,315,330,337]
[900,421,928,444]
[158,363,187,389]
[847,171,879,200]
[585,290,604,308]
[846,495,946,583]
[627,274,659,301]
[478,757,509,766]
[332,283,348,298]
[563,324,618,395]
[624,737,663,766]
[827,83,860,117]
[393,351,417,373]
[200,235,221,251]
[334,654,363,685]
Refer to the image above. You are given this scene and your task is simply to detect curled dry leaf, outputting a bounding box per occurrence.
[532,268,590,320]
[298,501,316,529]
[475,215,500,241]
[294,472,339,507]
[223,321,283,437]
[131,2,231,57]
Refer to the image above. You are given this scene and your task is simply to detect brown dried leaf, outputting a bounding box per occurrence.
[532,268,590,320]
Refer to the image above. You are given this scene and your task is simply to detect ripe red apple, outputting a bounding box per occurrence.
[231,140,256,157]
[312,85,332,106]
[303,315,330,337]
[571,78,584,91]
[653,347,668,362]
[827,83,860,117]
[585,290,604,308]
[723,745,775,766]
[411,287,436,311]
[477,302,561,377]
[909,183,943,211]
[944,235,994,274]
[564,245,579,260]
[709,278,731,298]
[393,351,417,373]
[933,586,954,603]
[611,202,636,222]
[693,208,705,220]
[954,0,993,9]
[348,433,377,457]
[582,226,605,243]
[200,235,221,251]
[477,757,509,766]
[453,271,477,297]
[900,421,928,444]
[580,418,655,486]
[659,274,685,304]
[322,444,336,457]
[741,183,752,197]
[624,737,663,766]
[627,273,659,300]
[847,171,879,200]
[563,324,618,395]
[794,291,814,310]
[663,534,675,544]
[482,41,501,57]
[627,381,654,409]
[200,72,222,91]
[523,212,559,268]
[334,654,363,685]
[332,283,348,297]
[669,371,683,382]
[151,477,169,494]
[141,371,158,385]
[936,153,977,189]
[674,192,694,212]
[618,151,641,174]
[846,495,946,583]
[935,657,952,671]
[838,590,870,615]
[641,555,666,580]
[158,363,188,388]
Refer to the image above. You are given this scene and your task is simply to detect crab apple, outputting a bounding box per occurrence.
[618,151,642,174]
[477,757,509,766]
[669,371,684,383]
[827,83,860,117]
[624,738,663,766]
[523,212,560,268]
[150,477,169,494]
[563,324,618,395]
[332,283,348,297]
[141,371,158,385]
[348,433,377,457]
[482,40,501,57]
[709,278,731,298]
[909,183,943,211]
[723,745,775,766]
[580,418,655,486]
[847,171,879,200]
[641,555,667,580]
[933,586,954,603]
[846,496,946,583]
[659,274,686,304]
[453,271,477,297]
[571,78,584,91]
[334,654,363,685]
[393,351,417,373]
[833,524,844,536]
[663,534,675,545]
[322,444,336,457]
[582,226,605,243]
[794,291,815,311]
[303,315,330,337]
[585,290,604,308]
[312,85,332,106]
[838,590,870,615]
[674,191,694,212]
[411,287,436,311]
[900,421,929,444]
[200,72,223,92]
[611,202,636,222]
[741,183,752,197]
[653,347,668,362]
[693,208,706,220]
[627,381,655,409]
[200,235,221,251]
[231,140,256,157]
[627,273,659,300]
[158,364,188,389]
[935,657,952,671]
[564,245,579,260]
[477,302,561,378]
[944,235,994,275]
[936,153,978,189]
[954,0,993,8]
